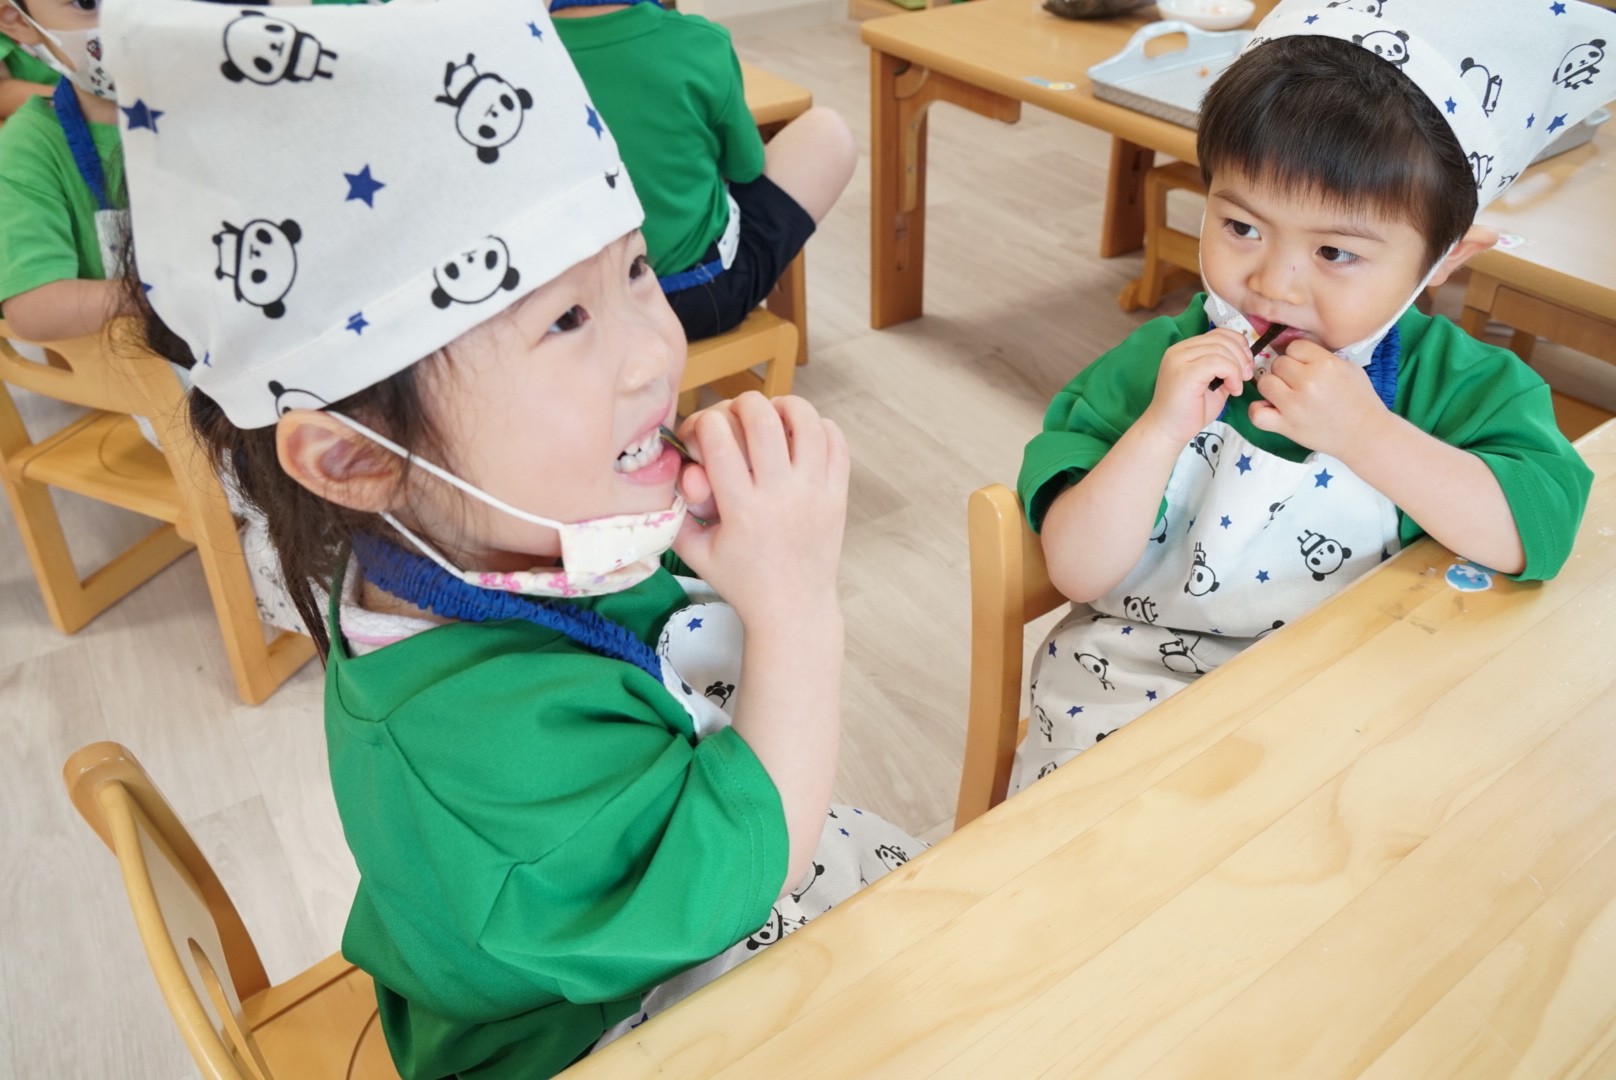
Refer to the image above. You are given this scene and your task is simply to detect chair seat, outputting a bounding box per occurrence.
[245,952,401,1080]
[681,308,797,397]
[12,409,182,525]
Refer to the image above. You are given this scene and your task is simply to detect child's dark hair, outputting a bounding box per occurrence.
[120,273,446,659]
[1197,35,1477,268]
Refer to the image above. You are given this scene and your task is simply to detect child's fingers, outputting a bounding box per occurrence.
[1246,398,1284,432]
[676,461,715,513]
[678,402,744,468]
[772,395,827,473]
[731,391,790,480]
[693,407,754,497]
[823,417,850,487]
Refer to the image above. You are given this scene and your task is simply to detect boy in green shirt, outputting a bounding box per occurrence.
[0,0,125,342]
[551,0,855,341]
[1011,0,1609,791]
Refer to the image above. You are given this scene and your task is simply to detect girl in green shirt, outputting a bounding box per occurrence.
[107,1,919,1076]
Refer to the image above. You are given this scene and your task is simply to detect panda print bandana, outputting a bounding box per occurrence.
[1251,0,1615,209]
[101,0,644,429]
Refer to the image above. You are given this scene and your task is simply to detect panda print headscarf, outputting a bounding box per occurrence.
[1252,0,1615,209]
[102,0,644,429]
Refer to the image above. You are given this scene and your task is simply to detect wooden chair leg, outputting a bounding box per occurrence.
[760,323,800,398]
[768,251,809,367]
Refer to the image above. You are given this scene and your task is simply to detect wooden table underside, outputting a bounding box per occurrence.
[570,421,1616,1079]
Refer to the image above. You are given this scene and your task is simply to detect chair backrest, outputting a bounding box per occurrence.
[64,742,275,1080]
[0,320,184,421]
[955,484,1065,830]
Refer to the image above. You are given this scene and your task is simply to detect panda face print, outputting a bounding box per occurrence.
[744,908,785,951]
[431,237,522,309]
[1159,633,1207,676]
[703,680,735,708]
[789,860,825,904]
[1468,152,1494,190]
[1185,541,1220,597]
[221,12,336,85]
[436,55,534,164]
[1191,431,1223,472]
[1122,595,1159,624]
[1255,619,1285,640]
[1352,29,1410,67]
[268,381,328,416]
[1036,761,1058,780]
[1459,57,1503,116]
[1328,0,1384,14]
[1075,651,1115,690]
[1036,705,1053,742]
[1264,497,1291,529]
[1298,530,1352,581]
[1150,514,1168,544]
[874,844,911,872]
[1553,40,1606,91]
[215,219,301,319]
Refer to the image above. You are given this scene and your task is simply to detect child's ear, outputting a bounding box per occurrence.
[1426,223,1500,289]
[0,3,43,45]
[276,409,405,513]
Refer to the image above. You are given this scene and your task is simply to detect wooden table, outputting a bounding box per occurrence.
[1463,126,1616,437]
[863,0,1223,328]
[569,420,1616,1078]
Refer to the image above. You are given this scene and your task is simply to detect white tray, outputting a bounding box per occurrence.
[1087,20,1252,129]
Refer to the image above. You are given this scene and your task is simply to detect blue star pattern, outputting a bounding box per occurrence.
[1236,454,1252,475]
[527,20,544,37]
[1120,626,1133,635]
[1550,1,1566,12]
[344,165,386,208]
[853,808,863,814]
[1146,690,1158,701]
[1527,113,1536,128]
[1048,642,1057,656]
[586,105,604,139]
[200,351,212,367]
[1546,115,1567,134]
[1444,97,1457,114]
[686,617,703,631]
[1188,518,1197,529]
[1067,706,1084,716]
[1305,13,1319,22]
[140,281,153,295]
[1219,515,1232,529]
[1256,570,1270,583]
[839,828,850,837]
[345,312,368,335]
[121,100,163,133]
[1315,469,1334,488]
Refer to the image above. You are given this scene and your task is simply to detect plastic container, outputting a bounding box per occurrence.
[1087,20,1252,129]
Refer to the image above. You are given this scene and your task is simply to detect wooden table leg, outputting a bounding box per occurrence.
[1100,137,1155,259]
[871,49,928,330]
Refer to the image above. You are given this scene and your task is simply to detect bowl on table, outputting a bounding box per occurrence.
[1154,0,1256,31]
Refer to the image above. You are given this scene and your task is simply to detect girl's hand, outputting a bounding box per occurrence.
[673,400,747,524]
[1249,340,1390,461]
[672,393,850,621]
[1138,329,1254,449]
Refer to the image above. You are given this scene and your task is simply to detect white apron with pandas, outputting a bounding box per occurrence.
[1011,419,1401,793]
[592,577,924,1051]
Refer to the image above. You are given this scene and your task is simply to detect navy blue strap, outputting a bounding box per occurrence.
[349,533,664,681]
[54,79,110,211]
[657,256,725,295]
[549,0,660,10]
[1364,324,1401,410]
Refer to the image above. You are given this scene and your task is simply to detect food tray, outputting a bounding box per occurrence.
[1087,20,1253,129]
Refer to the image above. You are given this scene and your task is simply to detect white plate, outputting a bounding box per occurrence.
[1155,0,1255,32]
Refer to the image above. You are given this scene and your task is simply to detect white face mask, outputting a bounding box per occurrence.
[331,413,684,599]
[12,4,115,100]
[1199,210,1454,370]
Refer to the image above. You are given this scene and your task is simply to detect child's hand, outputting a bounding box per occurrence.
[672,400,748,524]
[672,393,850,621]
[1138,329,1254,448]
[1249,339,1391,460]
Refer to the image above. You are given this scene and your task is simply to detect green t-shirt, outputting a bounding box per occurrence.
[0,34,60,87]
[1019,296,1593,581]
[0,93,123,307]
[325,556,789,1080]
[554,4,766,275]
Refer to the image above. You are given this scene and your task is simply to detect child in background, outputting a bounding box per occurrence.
[550,0,855,341]
[106,2,918,1077]
[0,0,125,343]
[1012,0,1610,791]
[0,27,57,118]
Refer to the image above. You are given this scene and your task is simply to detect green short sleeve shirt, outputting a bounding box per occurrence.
[0,34,59,86]
[325,559,790,1080]
[554,5,766,275]
[0,93,123,306]
[1019,296,1593,581]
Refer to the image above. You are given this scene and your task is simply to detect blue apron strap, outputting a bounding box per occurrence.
[53,79,110,211]
[1364,324,1401,410]
[548,0,660,10]
[657,256,725,295]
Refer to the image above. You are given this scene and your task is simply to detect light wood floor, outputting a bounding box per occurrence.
[3,18,1611,1078]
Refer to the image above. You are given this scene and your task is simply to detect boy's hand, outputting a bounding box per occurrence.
[1249,340,1391,460]
[672,393,850,621]
[1138,329,1254,449]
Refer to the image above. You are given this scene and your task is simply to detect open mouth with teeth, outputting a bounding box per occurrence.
[614,427,667,474]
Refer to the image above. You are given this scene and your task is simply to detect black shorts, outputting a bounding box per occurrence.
[662,172,815,343]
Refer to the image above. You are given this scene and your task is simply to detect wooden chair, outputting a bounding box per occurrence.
[677,306,801,415]
[63,742,398,1080]
[955,483,1067,830]
[1117,160,1205,313]
[0,321,314,704]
